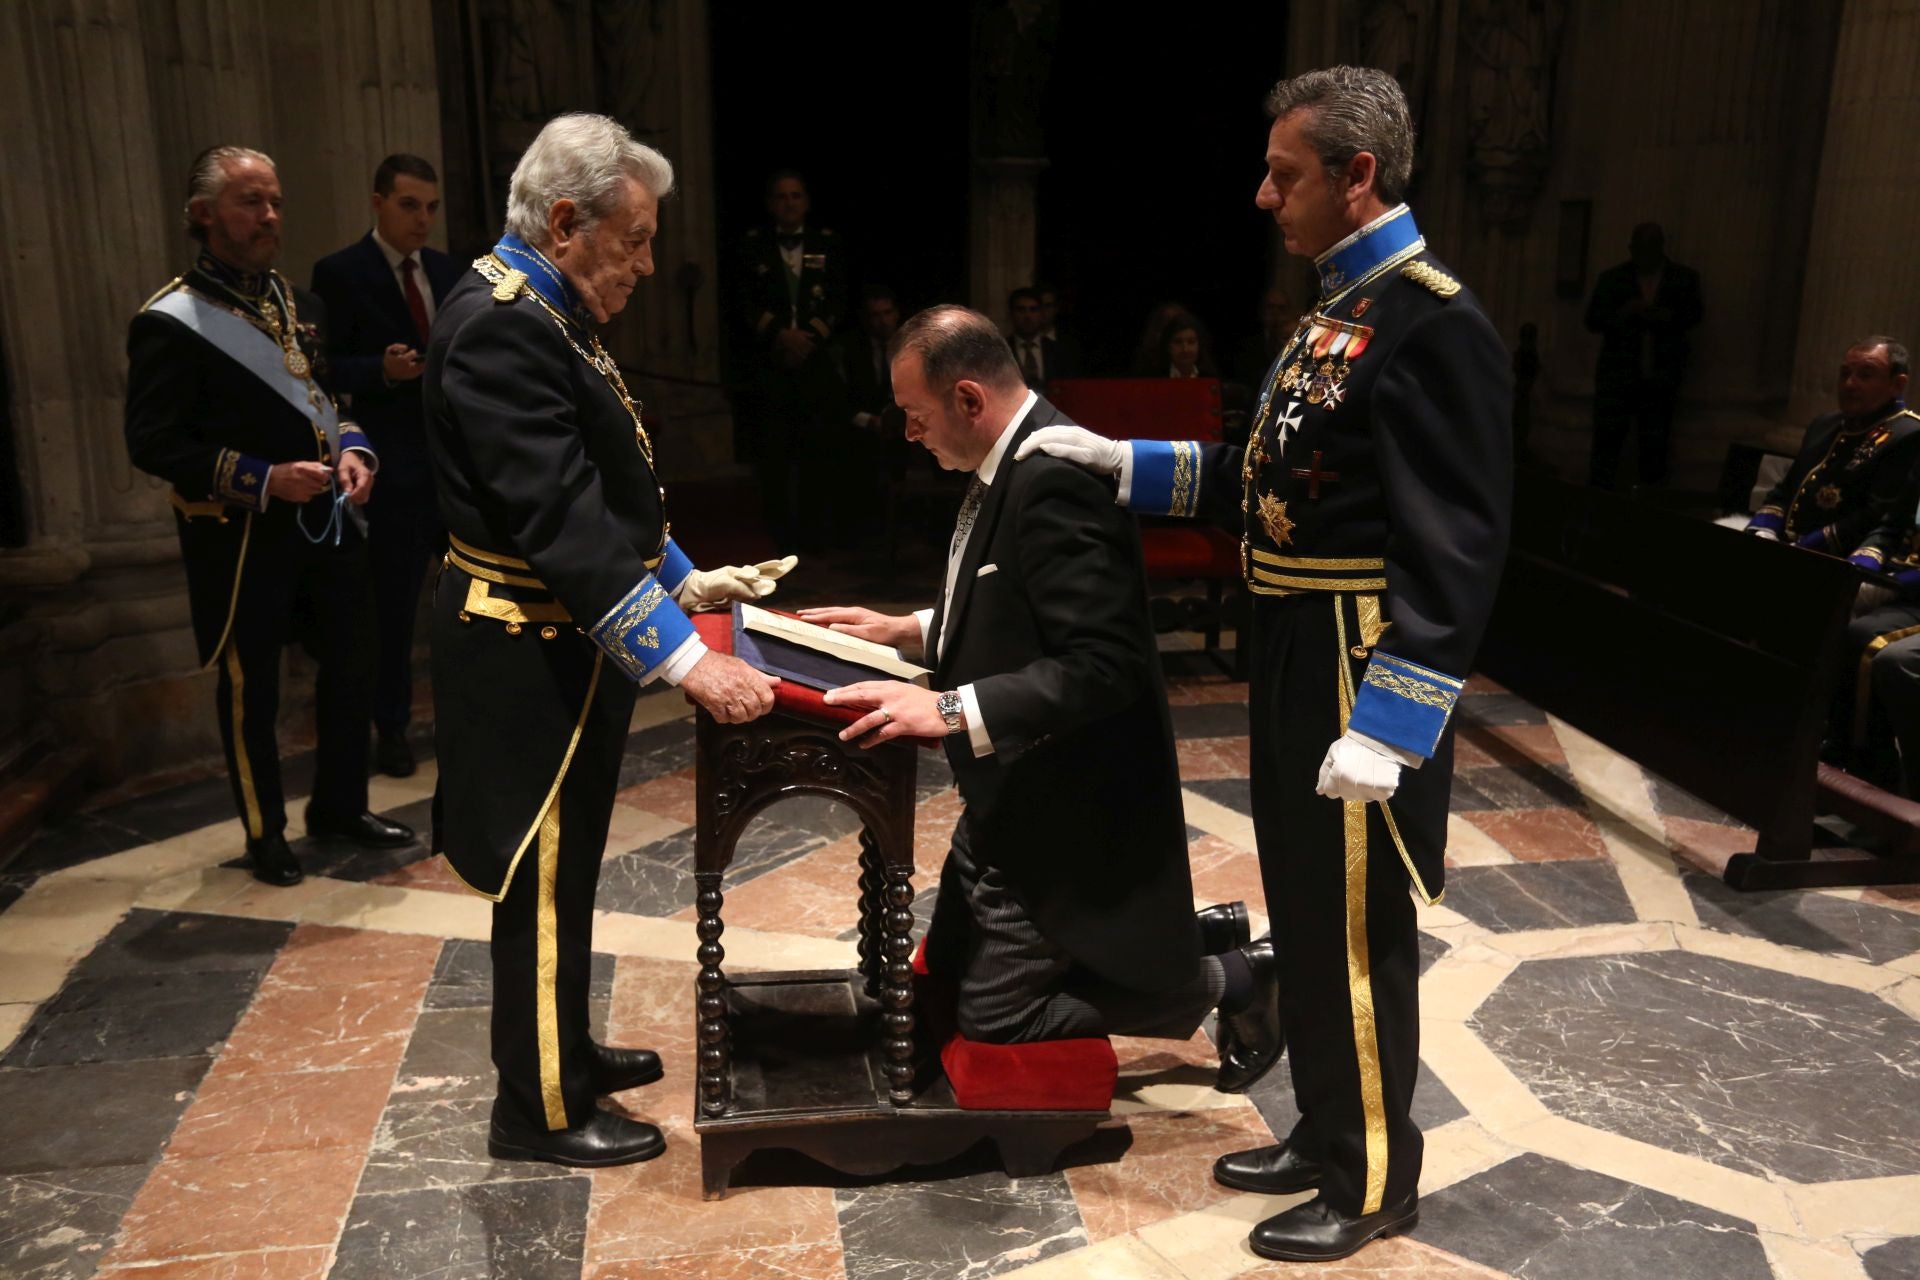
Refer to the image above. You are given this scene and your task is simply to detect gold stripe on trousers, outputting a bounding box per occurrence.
[1855,624,1920,746]
[536,797,567,1130]
[223,644,264,840]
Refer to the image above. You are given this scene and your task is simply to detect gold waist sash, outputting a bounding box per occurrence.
[1243,546,1388,596]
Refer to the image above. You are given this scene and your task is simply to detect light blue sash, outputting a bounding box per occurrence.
[149,288,341,463]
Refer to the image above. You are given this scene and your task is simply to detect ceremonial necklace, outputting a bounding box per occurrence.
[177,271,334,456]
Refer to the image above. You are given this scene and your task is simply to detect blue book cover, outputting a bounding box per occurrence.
[731,603,930,692]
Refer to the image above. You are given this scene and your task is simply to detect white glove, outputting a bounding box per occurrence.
[1012,424,1127,478]
[1749,526,1781,542]
[675,556,799,612]
[1316,732,1403,803]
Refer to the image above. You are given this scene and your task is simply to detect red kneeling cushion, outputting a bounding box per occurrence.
[913,940,1117,1112]
[1140,526,1240,578]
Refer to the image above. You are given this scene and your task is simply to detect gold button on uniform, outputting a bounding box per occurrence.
[505,622,523,636]
[540,626,558,640]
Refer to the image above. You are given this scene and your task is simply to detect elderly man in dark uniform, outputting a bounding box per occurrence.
[311,153,463,778]
[425,113,789,1168]
[1022,67,1512,1261]
[125,145,415,889]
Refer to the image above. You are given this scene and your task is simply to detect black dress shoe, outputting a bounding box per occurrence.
[1195,901,1250,954]
[590,1041,664,1093]
[305,806,415,847]
[1215,938,1283,1093]
[1249,1193,1418,1262]
[245,834,304,887]
[487,1100,666,1168]
[1213,1141,1323,1194]
[374,732,416,778]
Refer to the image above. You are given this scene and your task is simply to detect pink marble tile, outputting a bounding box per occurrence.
[1461,808,1605,862]
[370,854,473,895]
[1239,1235,1512,1277]
[1663,816,1756,878]
[165,1064,394,1159]
[1458,722,1565,766]
[691,838,865,939]
[267,924,444,989]
[106,1148,368,1262]
[585,1136,839,1264]
[1462,673,1509,696]
[585,1245,846,1279]
[1166,678,1252,706]
[617,768,700,826]
[216,978,426,1075]
[1186,833,1267,917]
[1178,735,1252,781]
[97,1248,334,1279]
[1066,1108,1275,1240]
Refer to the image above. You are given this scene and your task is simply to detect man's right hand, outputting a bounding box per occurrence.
[796,606,920,650]
[382,343,424,382]
[772,328,815,369]
[1013,424,1127,478]
[680,651,780,724]
[266,460,333,503]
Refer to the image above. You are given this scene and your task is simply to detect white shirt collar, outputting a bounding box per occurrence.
[1313,203,1411,266]
[978,389,1039,487]
[371,226,417,271]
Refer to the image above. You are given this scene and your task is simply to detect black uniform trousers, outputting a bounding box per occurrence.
[1588,376,1680,489]
[488,653,636,1131]
[923,815,1222,1044]
[364,479,442,737]
[1841,601,1920,794]
[213,518,374,841]
[1249,591,1441,1216]
[749,350,846,550]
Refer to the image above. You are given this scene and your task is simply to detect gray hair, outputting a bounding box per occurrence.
[888,305,1024,392]
[1852,335,1912,378]
[1265,66,1415,206]
[183,145,275,241]
[504,113,675,246]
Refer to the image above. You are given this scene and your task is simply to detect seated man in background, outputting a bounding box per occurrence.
[801,305,1277,1087]
[1746,336,1919,560]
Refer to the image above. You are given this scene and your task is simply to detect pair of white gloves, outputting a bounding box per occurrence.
[1014,424,1409,804]
[674,555,799,612]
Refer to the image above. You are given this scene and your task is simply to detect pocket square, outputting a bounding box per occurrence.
[975,563,999,577]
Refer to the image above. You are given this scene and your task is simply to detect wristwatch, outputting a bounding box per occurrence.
[935,690,965,735]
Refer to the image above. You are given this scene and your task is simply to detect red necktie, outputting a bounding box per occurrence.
[400,258,430,347]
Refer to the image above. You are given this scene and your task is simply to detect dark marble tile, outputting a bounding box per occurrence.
[599,821,826,918]
[426,940,613,1012]
[0,879,26,918]
[1245,1051,1465,1138]
[3,969,261,1069]
[391,1007,496,1102]
[835,888,936,945]
[5,813,149,880]
[616,717,695,788]
[1169,703,1250,741]
[0,1163,151,1280]
[1448,762,1583,812]
[835,1167,1086,1280]
[356,1096,571,1195]
[69,909,290,982]
[1864,1237,1920,1280]
[1415,1152,1768,1280]
[1472,951,1920,1182]
[1418,930,1450,976]
[1685,873,1920,964]
[762,793,864,842]
[0,1057,209,1174]
[1446,774,1499,813]
[1185,777,1252,817]
[97,752,313,844]
[1440,863,1637,934]
[1453,693,1547,727]
[1648,776,1737,826]
[331,1177,591,1279]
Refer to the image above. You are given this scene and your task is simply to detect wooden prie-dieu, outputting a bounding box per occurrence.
[686,615,1108,1200]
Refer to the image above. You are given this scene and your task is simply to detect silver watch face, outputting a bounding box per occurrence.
[937,691,962,716]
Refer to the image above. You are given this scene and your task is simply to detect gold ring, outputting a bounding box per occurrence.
[878,708,893,724]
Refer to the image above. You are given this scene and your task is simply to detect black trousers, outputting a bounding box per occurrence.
[1588,379,1679,489]
[923,814,1221,1044]
[1842,601,1920,792]
[213,525,374,841]
[364,480,442,736]
[1248,592,1439,1216]
[489,663,633,1131]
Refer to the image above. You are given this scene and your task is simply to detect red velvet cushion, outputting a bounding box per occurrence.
[1140,526,1240,578]
[911,940,1117,1112]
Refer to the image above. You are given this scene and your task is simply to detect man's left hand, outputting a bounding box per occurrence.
[1315,733,1402,803]
[338,452,375,506]
[825,681,945,747]
[678,556,799,611]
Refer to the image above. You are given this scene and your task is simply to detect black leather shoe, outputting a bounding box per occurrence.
[1249,1193,1419,1262]
[305,806,415,847]
[245,834,304,887]
[374,732,416,778]
[487,1100,666,1168]
[1215,939,1283,1093]
[1196,901,1250,954]
[1213,1141,1323,1194]
[590,1041,664,1094]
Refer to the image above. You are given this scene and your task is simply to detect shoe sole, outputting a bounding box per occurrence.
[1215,1046,1284,1094]
[487,1134,667,1168]
[1213,1166,1323,1195]
[596,1063,665,1093]
[1249,1208,1419,1262]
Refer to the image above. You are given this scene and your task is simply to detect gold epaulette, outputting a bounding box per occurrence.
[1401,261,1460,298]
[492,268,528,303]
[139,276,186,313]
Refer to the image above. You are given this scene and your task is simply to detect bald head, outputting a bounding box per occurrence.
[889,305,1030,472]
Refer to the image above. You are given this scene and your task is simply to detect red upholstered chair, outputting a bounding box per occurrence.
[1044,378,1244,675]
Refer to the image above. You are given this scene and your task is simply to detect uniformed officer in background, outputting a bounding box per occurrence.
[125,145,415,889]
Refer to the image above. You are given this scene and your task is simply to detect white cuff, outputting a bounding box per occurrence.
[915,608,935,650]
[650,635,708,686]
[1347,727,1423,769]
[344,444,379,472]
[959,683,993,758]
[259,464,273,510]
[1115,443,1135,507]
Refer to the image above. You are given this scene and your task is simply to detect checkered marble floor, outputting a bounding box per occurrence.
[5,661,1920,1280]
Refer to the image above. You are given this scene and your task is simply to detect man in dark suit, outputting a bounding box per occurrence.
[126,145,414,887]
[802,305,1277,1057]
[832,285,903,539]
[728,169,849,548]
[1584,222,1704,489]
[1007,286,1082,392]
[311,154,462,777]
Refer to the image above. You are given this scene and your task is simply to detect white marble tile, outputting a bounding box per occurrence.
[1886,949,1920,979]
[1179,790,1255,851]
[1418,1019,1550,1134]
[1883,975,1920,1022]
[604,802,688,850]
[997,1233,1185,1280]
[588,908,852,970]
[1416,944,1517,1022]
[1761,1233,1874,1280]
[1413,898,1479,934]
[0,950,82,1004]
[1445,813,1516,866]
[1135,1191,1298,1280]
[1110,1081,1246,1117]
[0,1003,31,1058]
[1786,1175,1920,1239]
[0,877,138,959]
[1418,1116,1521,1197]
[1673,923,1889,993]
[629,688,693,733]
[1480,921,1676,962]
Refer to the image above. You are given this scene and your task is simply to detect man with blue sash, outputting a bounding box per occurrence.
[125,145,416,889]
[1019,68,1512,1261]
[424,114,789,1169]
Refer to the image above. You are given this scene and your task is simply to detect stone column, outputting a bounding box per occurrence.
[968,0,1057,319]
[970,157,1048,321]
[1785,0,1920,427]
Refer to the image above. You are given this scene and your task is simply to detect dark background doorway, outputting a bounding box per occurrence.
[1038,3,1291,377]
